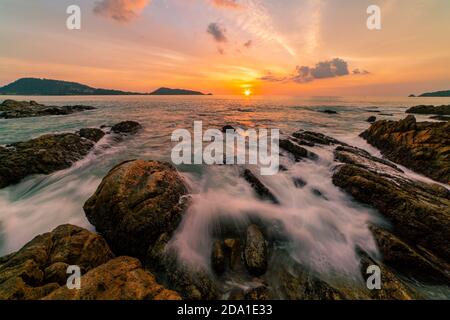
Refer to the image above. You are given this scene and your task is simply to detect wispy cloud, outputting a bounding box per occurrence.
[261,58,369,83]
[207,23,228,43]
[243,40,252,48]
[93,0,151,23]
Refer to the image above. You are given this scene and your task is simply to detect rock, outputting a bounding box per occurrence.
[369,225,450,284]
[406,105,450,115]
[43,257,181,300]
[292,130,347,146]
[0,121,140,189]
[293,177,307,188]
[244,285,271,300]
[221,125,235,133]
[84,160,189,260]
[279,139,317,161]
[111,121,142,134]
[78,128,105,142]
[0,99,96,119]
[244,225,268,276]
[367,116,377,123]
[360,116,450,184]
[147,234,219,300]
[223,239,242,271]
[211,241,225,275]
[319,109,338,114]
[430,115,450,121]
[0,225,113,300]
[357,250,416,300]
[332,145,450,264]
[241,169,279,204]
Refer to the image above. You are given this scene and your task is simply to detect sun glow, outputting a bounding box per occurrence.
[244,89,252,97]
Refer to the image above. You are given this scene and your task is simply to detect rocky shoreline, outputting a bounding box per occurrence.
[0,121,142,189]
[0,113,449,300]
[0,100,96,119]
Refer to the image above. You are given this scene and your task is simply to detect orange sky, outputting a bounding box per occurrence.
[0,0,449,96]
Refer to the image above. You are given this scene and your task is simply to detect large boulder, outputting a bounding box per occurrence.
[84,160,189,260]
[0,99,96,119]
[43,256,181,300]
[0,225,114,300]
[360,116,450,184]
[332,145,450,267]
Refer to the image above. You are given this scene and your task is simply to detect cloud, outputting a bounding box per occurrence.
[261,58,369,84]
[209,0,241,9]
[207,23,228,43]
[93,0,151,22]
[243,40,253,48]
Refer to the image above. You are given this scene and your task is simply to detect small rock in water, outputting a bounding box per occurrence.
[78,128,105,142]
[319,109,338,114]
[366,116,377,123]
[242,169,279,204]
[111,121,142,134]
[244,225,268,276]
[293,177,307,188]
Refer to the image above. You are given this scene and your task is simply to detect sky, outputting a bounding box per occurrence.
[0,0,449,96]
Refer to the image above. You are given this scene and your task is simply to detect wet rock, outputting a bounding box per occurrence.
[221,125,235,133]
[0,99,96,119]
[0,121,141,189]
[242,169,279,204]
[406,105,450,115]
[0,225,114,300]
[332,146,450,264]
[223,239,242,271]
[430,115,450,121]
[361,115,450,184]
[311,188,328,200]
[43,256,181,300]
[293,177,307,188]
[319,109,338,114]
[292,130,347,146]
[78,128,105,142]
[147,234,219,300]
[367,116,377,123]
[111,121,142,134]
[369,226,450,284]
[244,225,268,276]
[280,139,317,161]
[244,285,271,300]
[358,250,416,300]
[84,160,189,260]
[211,240,225,275]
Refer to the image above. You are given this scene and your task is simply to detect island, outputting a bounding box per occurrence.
[0,78,212,96]
[149,87,211,95]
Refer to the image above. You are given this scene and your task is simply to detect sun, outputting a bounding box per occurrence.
[244,89,252,97]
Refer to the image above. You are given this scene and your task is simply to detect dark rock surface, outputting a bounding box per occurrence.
[0,121,141,189]
[430,115,450,121]
[244,225,268,276]
[367,116,377,123]
[406,105,450,115]
[361,115,450,184]
[0,99,96,119]
[241,169,279,204]
[111,121,143,134]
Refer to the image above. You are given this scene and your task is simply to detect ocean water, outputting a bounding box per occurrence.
[1,95,449,297]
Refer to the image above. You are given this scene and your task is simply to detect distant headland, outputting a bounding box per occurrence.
[409,89,450,97]
[0,78,211,96]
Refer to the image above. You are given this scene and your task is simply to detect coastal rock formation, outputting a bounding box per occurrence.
[241,169,279,204]
[360,115,450,184]
[84,160,189,260]
[367,116,377,123]
[280,139,318,161]
[430,115,450,121]
[44,257,181,300]
[0,225,114,300]
[406,104,450,115]
[111,121,143,134]
[332,145,450,268]
[0,121,141,189]
[0,99,96,119]
[244,225,268,276]
[292,130,347,147]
